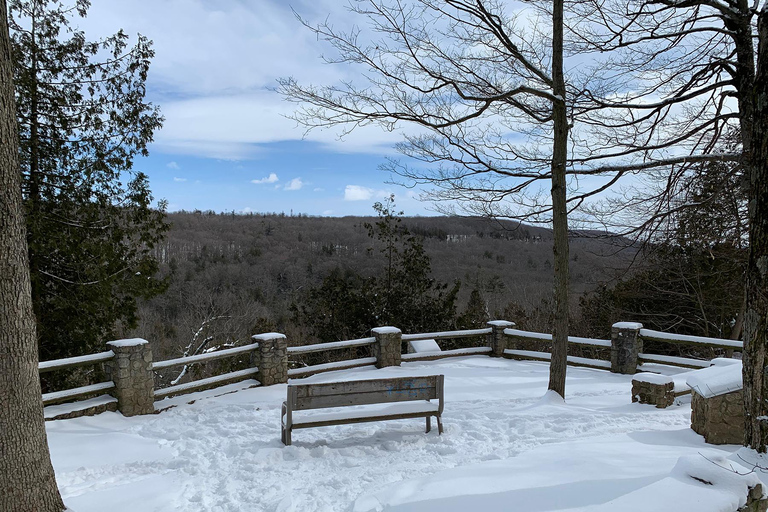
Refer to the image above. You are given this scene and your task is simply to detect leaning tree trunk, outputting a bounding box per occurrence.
[548,0,570,398]
[743,4,768,453]
[0,0,66,509]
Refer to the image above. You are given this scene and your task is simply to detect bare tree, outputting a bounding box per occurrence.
[562,0,768,451]
[279,0,583,396]
[0,0,65,508]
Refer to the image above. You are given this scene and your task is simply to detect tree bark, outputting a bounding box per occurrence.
[548,0,570,398]
[0,0,66,508]
[743,4,768,453]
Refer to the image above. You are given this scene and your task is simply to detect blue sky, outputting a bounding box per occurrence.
[80,0,434,216]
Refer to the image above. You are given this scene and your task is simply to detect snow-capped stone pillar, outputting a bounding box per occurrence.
[252,333,288,386]
[487,320,514,357]
[611,322,643,374]
[106,338,155,416]
[372,327,402,368]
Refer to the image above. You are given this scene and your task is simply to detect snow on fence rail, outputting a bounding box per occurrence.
[638,328,743,350]
[152,342,259,370]
[503,328,612,348]
[503,349,612,371]
[287,337,376,355]
[401,328,491,342]
[38,350,115,373]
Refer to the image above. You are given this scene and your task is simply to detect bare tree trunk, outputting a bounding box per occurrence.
[743,4,768,453]
[548,0,569,398]
[0,0,66,508]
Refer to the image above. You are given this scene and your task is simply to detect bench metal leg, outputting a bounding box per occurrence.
[281,401,292,446]
[425,416,431,433]
[437,415,443,435]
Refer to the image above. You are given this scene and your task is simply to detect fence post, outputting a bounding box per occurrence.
[252,333,288,386]
[487,320,515,357]
[372,327,402,368]
[611,322,643,374]
[106,338,155,416]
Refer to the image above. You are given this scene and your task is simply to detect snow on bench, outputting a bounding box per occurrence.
[281,375,445,446]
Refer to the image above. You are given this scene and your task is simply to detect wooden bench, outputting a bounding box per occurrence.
[281,374,444,445]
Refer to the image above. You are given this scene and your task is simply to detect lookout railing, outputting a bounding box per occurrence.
[38,321,742,420]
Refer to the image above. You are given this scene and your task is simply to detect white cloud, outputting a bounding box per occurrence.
[167,161,180,169]
[240,207,253,213]
[284,178,304,191]
[322,210,334,215]
[344,185,373,201]
[313,187,325,192]
[344,185,391,201]
[252,173,279,184]
[173,177,187,182]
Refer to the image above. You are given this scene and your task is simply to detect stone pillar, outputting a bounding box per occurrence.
[486,320,514,357]
[252,332,288,386]
[106,338,155,416]
[631,373,674,408]
[372,327,402,369]
[611,322,643,374]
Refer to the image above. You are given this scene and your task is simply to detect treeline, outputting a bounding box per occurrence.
[128,202,631,373]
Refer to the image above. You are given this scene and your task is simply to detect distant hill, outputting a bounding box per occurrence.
[133,211,634,362]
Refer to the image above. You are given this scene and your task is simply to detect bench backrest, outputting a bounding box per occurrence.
[287,375,444,411]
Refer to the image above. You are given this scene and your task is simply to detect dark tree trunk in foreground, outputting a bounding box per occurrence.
[548,0,569,398]
[0,0,65,507]
[743,4,768,452]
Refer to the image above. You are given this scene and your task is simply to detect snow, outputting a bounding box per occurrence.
[46,357,764,512]
[613,322,643,329]
[287,337,376,355]
[638,353,711,369]
[486,320,515,327]
[288,357,378,377]
[686,362,743,398]
[38,351,115,371]
[152,343,259,370]
[639,329,743,349]
[402,347,491,361]
[252,332,286,341]
[504,349,612,369]
[372,326,402,334]
[408,339,441,353]
[44,395,118,420]
[632,372,674,385]
[107,338,148,348]
[401,328,490,340]
[504,328,612,348]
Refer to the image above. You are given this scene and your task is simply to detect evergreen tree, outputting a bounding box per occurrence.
[457,289,488,330]
[9,0,167,368]
[297,197,459,341]
[364,196,459,333]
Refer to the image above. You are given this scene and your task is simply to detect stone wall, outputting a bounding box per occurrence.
[632,376,675,408]
[691,389,744,445]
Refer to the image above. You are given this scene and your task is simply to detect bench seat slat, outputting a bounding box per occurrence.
[295,376,438,399]
[296,387,436,410]
[292,401,440,429]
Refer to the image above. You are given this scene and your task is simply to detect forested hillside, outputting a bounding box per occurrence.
[130,210,631,362]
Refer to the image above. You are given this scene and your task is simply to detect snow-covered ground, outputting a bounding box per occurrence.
[47,357,764,511]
